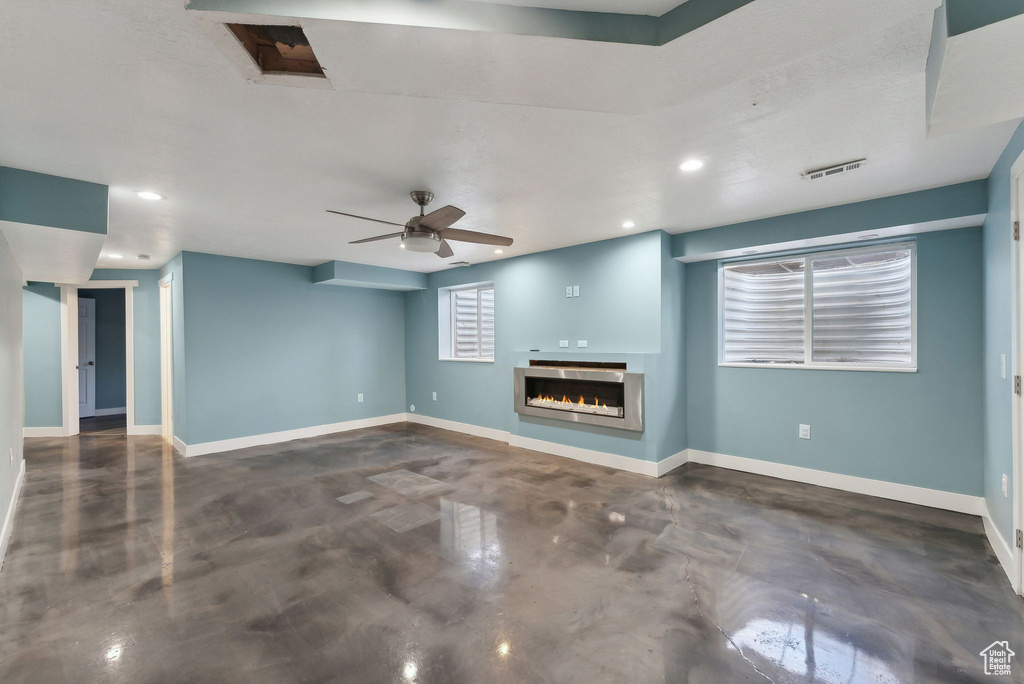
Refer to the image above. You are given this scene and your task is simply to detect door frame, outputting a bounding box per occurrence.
[159,273,173,443]
[1013,149,1024,595]
[58,280,139,436]
[77,296,97,418]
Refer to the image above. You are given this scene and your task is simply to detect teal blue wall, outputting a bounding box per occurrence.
[946,0,1024,36]
[0,166,107,234]
[0,233,24,538]
[78,289,126,411]
[90,270,162,425]
[22,284,62,428]
[983,119,1024,540]
[177,252,407,445]
[686,229,984,495]
[404,230,686,462]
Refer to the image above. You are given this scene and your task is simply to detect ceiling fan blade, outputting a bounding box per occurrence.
[348,232,404,244]
[327,210,405,228]
[438,227,513,246]
[419,205,466,231]
[435,239,454,258]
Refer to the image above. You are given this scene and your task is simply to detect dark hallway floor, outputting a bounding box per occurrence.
[0,423,1021,683]
[79,413,127,436]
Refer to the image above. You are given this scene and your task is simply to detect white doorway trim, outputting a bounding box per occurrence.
[58,280,140,436]
[159,273,173,443]
[1012,148,1024,595]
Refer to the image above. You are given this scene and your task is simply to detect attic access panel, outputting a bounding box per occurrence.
[226,24,325,77]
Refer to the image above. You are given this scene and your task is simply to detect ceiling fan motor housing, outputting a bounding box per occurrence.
[401,228,441,252]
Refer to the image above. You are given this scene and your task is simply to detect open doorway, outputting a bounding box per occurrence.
[77,288,127,435]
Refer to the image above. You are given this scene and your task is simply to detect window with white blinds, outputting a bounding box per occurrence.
[719,243,915,370]
[449,286,495,360]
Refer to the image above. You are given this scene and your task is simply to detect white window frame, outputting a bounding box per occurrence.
[438,282,495,363]
[718,241,917,372]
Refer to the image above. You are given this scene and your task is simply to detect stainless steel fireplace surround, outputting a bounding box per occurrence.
[514,363,644,432]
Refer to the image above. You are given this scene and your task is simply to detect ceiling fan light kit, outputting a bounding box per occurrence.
[328,190,513,259]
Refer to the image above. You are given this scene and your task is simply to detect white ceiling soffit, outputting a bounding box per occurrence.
[463,0,682,14]
[927,12,1024,136]
[0,222,106,283]
[0,0,1018,274]
[676,214,987,263]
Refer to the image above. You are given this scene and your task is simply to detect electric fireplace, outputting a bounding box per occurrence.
[514,361,644,432]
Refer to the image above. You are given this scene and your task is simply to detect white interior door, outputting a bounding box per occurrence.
[78,298,96,419]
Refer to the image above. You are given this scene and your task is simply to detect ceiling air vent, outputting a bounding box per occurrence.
[225,24,325,78]
[801,159,866,181]
[450,261,471,267]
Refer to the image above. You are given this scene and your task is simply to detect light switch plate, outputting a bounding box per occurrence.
[565,286,573,298]
[577,340,588,348]
[357,393,364,403]
[432,392,437,401]
[1003,474,1009,497]
[1002,354,1007,380]
[799,424,811,440]
[559,340,569,348]
[572,285,580,297]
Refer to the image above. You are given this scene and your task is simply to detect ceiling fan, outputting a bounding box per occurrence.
[327,191,513,258]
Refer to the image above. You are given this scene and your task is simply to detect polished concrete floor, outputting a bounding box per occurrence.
[79,413,127,436]
[1,423,1021,683]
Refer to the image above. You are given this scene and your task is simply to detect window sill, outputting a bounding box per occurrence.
[439,357,495,364]
[718,362,917,373]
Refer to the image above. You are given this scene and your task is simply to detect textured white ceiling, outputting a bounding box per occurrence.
[0,0,1017,273]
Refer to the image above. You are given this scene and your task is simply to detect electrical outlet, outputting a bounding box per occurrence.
[799,424,811,440]
[1002,354,1008,380]
[357,393,364,403]
[577,340,588,348]
[559,340,569,348]
[432,392,437,401]
[572,285,580,297]
[565,286,572,298]
[409,404,416,413]
[1003,474,1009,497]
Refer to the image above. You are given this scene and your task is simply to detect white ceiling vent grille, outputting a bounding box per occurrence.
[802,159,866,181]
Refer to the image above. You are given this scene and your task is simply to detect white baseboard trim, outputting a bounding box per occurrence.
[656,450,689,477]
[0,459,26,574]
[94,407,126,417]
[22,427,63,438]
[178,413,408,457]
[128,424,162,436]
[509,434,660,477]
[405,413,510,443]
[686,449,984,516]
[173,436,187,456]
[982,501,1017,591]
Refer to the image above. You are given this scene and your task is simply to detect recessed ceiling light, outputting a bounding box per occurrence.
[108,254,124,259]
[622,220,635,229]
[679,159,704,172]
[399,243,406,249]
[494,249,504,254]
[858,233,879,240]
[136,191,165,201]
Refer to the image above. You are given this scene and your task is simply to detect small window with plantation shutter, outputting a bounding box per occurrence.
[450,286,495,360]
[719,243,915,371]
